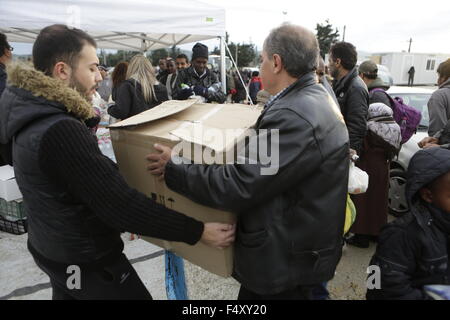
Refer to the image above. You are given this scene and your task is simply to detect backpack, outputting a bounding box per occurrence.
[366,102,402,159]
[370,88,422,144]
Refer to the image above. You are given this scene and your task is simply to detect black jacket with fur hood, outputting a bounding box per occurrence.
[0,64,203,266]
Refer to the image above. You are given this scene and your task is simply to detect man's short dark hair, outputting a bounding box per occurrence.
[252,71,259,77]
[437,58,450,80]
[33,24,97,76]
[330,42,357,71]
[176,53,189,63]
[0,32,10,57]
[264,24,319,78]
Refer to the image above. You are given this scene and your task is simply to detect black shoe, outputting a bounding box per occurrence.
[345,234,370,248]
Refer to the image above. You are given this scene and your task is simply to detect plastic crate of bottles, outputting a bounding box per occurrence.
[0,215,27,235]
[0,198,26,220]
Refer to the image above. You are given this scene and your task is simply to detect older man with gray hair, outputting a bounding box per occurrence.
[147,23,350,300]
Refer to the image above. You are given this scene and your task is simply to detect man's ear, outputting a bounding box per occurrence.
[272,54,283,74]
[419,188,433,204]
[52,62,72,82]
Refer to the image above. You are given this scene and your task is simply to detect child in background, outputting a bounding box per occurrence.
[249,71,263,105]
[367,147,450,300]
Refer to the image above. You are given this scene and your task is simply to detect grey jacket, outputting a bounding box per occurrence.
[164,72,350,295]
[428,78,450,136]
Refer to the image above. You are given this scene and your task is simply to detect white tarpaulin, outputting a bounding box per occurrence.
[0,0,226,51]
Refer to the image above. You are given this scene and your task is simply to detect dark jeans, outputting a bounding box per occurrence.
[238,284,315,300]
[33,252,152,300]
[408,76,414,86]
[312,282,330,300]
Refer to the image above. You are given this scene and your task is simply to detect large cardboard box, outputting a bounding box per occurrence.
[0,165,23,201]
[109,99,261,277]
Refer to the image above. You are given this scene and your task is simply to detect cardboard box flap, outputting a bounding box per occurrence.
[169,103,260,152]
[170,123,247,152]
[108,99,199,128]
[0,165,15,181]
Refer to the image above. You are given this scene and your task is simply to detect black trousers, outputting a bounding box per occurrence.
[33,253,152,300]
[238,284,315,300]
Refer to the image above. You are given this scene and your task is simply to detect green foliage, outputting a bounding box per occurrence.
[316,19,340,59]
[211,32,257,68]
[169,46,182,59]
[102,50,140,67]
[149,48,169,65]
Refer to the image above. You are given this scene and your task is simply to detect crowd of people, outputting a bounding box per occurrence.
[0,22,450,300]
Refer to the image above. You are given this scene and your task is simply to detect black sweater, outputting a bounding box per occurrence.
[39,119,204,244]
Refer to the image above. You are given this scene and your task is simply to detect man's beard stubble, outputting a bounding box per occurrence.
[69,76,97,102]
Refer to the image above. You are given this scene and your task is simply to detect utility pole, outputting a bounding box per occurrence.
[102,49,107,66]
[408,38,412,53]
[343,25,346,41]
[235,43,238,68]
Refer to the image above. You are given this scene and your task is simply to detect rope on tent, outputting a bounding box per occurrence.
[224,42,254,106]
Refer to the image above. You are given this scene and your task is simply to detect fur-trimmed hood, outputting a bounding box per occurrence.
[0,63,95,144]
[7,63,94,119]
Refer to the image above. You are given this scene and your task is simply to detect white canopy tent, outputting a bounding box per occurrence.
[0,0,227,91]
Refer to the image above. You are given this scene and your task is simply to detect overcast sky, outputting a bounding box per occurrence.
[199,0,450,54]
[10,0,450,55]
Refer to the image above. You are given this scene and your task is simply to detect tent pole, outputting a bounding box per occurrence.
[225,42,253,105]
[140,33,147,54]
[220,36,227,94]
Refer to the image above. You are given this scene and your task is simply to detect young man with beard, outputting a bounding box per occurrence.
[328,42,369,158]
[329,43,372,247]
[0,24,234,300]
[175,53,190,71]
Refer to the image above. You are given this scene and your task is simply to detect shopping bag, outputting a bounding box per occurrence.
[348,161,369,194]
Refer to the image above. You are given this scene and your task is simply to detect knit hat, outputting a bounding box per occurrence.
[359,60,378,76]
[192,43,209,61]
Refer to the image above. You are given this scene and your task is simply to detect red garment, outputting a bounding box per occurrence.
[250,77,263,89]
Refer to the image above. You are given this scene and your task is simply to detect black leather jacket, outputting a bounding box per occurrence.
[333,68,369,154]
[164,72,350,294]
[0,64,203,267]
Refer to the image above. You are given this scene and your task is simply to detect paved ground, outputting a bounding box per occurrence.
[0,229,378,300]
